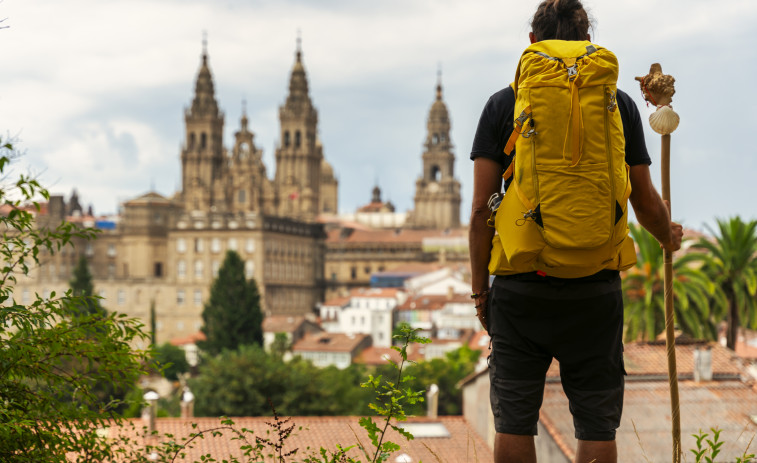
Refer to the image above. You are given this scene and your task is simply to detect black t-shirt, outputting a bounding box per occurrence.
[470,86,651,188]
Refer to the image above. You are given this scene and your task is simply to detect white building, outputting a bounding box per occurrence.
[318,287,405,348]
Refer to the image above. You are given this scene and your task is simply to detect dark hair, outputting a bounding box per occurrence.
[531,0,592,42]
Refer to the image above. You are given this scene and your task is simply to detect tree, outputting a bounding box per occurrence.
[154,342,190,381]
[694,217,757,350]
[69,254,105,317]
[0,138,151,461]
[189,344,373,417]
[623,223,726,342]
[400,345,480,416]
[199,250,263,355]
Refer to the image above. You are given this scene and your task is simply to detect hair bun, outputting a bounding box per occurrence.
[552,0,581,17]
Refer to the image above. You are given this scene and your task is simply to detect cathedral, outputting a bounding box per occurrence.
[11,40,466,343]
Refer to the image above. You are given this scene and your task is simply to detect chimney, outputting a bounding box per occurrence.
[426,384,439,419]
[142,390,159,434]
[694,346,713,382]
[180,387,195,419]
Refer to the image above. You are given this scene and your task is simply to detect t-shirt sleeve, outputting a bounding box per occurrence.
[470,87,514,168]
[617,89,652,166]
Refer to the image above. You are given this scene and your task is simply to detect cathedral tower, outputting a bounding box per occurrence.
[407,74,461,229]
[180,39,225,213]
[274,39,322,221]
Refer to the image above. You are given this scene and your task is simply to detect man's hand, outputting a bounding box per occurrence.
[662,221,683,252]
[474,293,489,331]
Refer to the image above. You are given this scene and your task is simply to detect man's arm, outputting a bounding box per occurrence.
[628,164,683,251]
[469,157,503,327]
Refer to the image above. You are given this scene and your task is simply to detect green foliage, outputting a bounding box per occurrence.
[688,427,755,463]
[401,345,480,416]
[69,254,106,318]
[154,342,190,381]
[694,217,757,350]
[0,139,151,461]
[189,344,373,417]
[356,325,431,463]
[199,250,263,355]
[623,223,726,342]
[270,331,291,359]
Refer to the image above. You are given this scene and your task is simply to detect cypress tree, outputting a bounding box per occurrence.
[199,250,263,355]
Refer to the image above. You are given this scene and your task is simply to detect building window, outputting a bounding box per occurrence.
[177,321,184,331]
[98,289,106,299]
[194,260,203,278]
[295,130,301,147]
[200,132,207,149]
[211,238,221,253]
[364,266,371,274]
[108,263,115,278]
[177,290,185,305]
[107,244,116,257]
[194,290,202,307]
[238,189,246,203]
[194,238,203,253]
[331,272,337,281]
[245,239,255,253]
[117,290,125,306]
[22,289,30,304]
[228,238,237,251]
[177,238,186,253]
[284,131,290,147]
[154,262,163,277]
[177,260,186,278]
[245,260,255,279]
[189,133,195,149]
[85,243,94,256]
[350,267,357,279]
[212,260,219,277]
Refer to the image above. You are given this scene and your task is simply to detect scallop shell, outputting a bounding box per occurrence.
[648,105,680,135]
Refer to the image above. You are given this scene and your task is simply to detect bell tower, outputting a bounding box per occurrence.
[407,72,461,229]
[273,37,321,221]
[181,36,225,213]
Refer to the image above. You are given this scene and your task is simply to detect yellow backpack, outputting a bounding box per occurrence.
[488,40,637,278]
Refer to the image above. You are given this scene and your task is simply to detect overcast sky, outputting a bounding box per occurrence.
[1,0,755,230]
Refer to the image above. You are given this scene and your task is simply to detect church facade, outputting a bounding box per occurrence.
[10,42,467,343]
[12,42,338,344]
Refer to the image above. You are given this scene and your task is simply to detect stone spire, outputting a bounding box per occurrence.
[190,35,219,118]
[284,35,312,112]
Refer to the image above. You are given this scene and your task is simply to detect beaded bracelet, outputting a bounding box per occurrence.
[470,289,490,300]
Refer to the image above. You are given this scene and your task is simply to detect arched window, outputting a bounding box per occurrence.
[200,132,207,149]
[238,189,246,203]
[432,133,439,144]
[295,130,301,148]
[284,131,291,147]
[189,133,196,149]
[431,165,441,182]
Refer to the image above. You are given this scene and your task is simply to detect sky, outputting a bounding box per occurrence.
[1,0,756,231]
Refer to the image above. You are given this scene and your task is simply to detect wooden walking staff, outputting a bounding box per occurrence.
[636,64,681,463]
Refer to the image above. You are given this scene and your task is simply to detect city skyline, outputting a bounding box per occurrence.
[1,0,755,229]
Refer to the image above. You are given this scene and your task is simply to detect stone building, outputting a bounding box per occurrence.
[11,40,336,344]
[405,75,462,230]
[323,76,467,300]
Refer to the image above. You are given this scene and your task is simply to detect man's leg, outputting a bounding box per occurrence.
[575,439,617,463]
[494,433,536,463]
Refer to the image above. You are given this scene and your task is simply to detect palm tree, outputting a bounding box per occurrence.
[694,217,757,350]
[623,223,725,342]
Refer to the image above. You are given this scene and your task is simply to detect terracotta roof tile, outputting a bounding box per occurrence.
[262,315,309,333]
[170,331,206,346]
[113,415,492,462]
[327,227,467,244]
[292,332,370,353]
[540,380,757,462]
[348,287,403,299]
